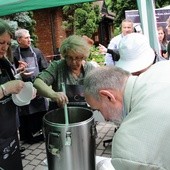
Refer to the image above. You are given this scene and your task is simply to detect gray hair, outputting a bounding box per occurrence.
[121,18,133,25]
[60,35,91,60]
[84,66,130,100]
[15,29,29,39]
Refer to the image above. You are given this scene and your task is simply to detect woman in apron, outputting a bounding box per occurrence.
[0,19,25,170]
[34,35,96,109]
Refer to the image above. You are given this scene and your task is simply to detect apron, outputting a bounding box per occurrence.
[0,59,23,170]
[65,84,87,106]
[16,48,47,141]
[18,46,39,81]
[65,66,87,107]
[0,132,22,170]
[17,47,48,115]
[49,66,87,110]
[0,61,16,138]
[48,84,87,111]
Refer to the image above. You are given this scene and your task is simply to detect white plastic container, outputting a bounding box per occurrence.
[12,82,36,106]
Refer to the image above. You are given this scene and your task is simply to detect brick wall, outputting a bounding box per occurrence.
[33,7,66,58]
[33,6,113,61]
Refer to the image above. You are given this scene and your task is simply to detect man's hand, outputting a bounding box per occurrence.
[99,44,107,54]
[17,61,28,72]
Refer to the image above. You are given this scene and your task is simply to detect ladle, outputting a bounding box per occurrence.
[61,83,71,146]
[61,82,69,125]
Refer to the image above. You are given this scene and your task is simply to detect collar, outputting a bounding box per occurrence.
[123,76,138,114]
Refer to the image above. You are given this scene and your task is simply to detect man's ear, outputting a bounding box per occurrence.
[99,90,116,103]
[17,38,21,44]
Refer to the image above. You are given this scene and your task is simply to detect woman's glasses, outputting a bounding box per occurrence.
[66,56,84,62]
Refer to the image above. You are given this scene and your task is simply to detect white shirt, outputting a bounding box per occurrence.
[105,34,123,66]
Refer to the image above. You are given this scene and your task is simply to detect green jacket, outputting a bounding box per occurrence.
[37,59,95,92]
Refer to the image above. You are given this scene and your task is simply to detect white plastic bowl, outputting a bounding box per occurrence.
[12,82,36,106]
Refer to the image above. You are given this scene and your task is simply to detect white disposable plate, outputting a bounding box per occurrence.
[25,67,35,72]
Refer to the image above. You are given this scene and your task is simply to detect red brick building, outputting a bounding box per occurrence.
[33,1,114,61]
[33,7,66,60]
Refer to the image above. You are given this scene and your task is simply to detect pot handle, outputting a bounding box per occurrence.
[91,121,98,138]
[47,132,61,157]
[65,131,72,146]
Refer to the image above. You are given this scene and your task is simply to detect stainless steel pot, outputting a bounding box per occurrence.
[43,107,96,170]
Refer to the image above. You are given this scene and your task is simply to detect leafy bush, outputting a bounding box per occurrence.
[62,3,102,38]
[88,46,105,66]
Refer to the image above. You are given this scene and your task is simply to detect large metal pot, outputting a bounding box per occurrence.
[43,107,96,170]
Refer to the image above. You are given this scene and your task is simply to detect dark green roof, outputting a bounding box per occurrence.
[0,0,95,16]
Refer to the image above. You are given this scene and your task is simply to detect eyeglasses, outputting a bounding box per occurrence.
[66,56,84,62]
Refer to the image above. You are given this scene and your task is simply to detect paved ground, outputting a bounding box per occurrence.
[21,121,117,170]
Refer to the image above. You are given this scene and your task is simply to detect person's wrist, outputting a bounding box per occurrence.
[107,49,112,53]
[0,84,9,96]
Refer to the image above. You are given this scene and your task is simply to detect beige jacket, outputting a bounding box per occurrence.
[112,61,170,170]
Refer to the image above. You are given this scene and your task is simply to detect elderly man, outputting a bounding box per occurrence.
[13,29,48,144]
[83,60,170,170]
[99,19,134,65]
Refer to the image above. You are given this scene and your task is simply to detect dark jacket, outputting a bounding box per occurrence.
[13,46,48,115]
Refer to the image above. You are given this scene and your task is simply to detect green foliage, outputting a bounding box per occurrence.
[2,12,37,46]
[110,0,138,27]
[87,46,105,66]
[105,0,113,10]
[105,0,170,27]
[113,27,121,36]
[155,0,170,8]
[62,3,102,38]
